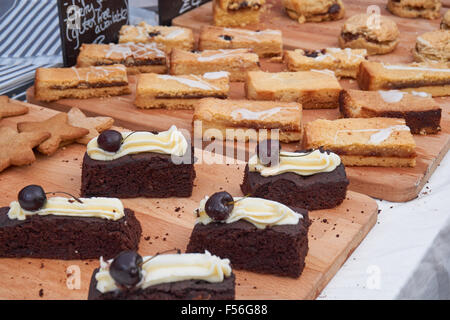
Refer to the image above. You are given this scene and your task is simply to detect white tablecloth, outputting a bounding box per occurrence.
[319,151,450,299]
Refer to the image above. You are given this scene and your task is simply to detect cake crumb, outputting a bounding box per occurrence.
[174,207,181,212]
[38,289,44,298]
[144,236,150,241]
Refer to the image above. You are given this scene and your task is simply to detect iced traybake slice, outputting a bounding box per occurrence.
[213,0,266,27]
[246,70,342,109]
[340,89,442,134]
[282,0,345,24]
[170,48,260,82]
[34,65,130,102]
[357,61,450,97]
[304,118,417,167]
[198,26,282,57]
[284,48,367,78]
[77,43,167,75]
[135,72,230,109]
[0,185,141,260]
[119,23,194,52]
[193,98,303,142]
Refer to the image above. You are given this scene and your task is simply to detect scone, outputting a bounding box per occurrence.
[387,0,441,20]
[339,14,399,55]
[284,48,367,78]
[413,30,450,65]
[213,0,266,27]
[282,0,345,24]
[441,10,450,29]
[193,98,303,142]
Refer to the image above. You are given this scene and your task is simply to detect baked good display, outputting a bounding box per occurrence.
[339,14,399,55]
[282,0,345,24]
[186,191,310,278]
[0,185,141,260]
[193,98,303,143]
[0,127,50,173]
[441,10,450,29]
[241,142,349,210]
[387,0,441,20]
[76,43,167,75]
[0,96,28,120]
[246,70,342,109]
[284,48,367,78]
[119,23,195,52]
[67,107,114,145]
[198,26,282,57]
[413,30,450,65]
[34,65,131,102]
[305,118,417,167]
[213,0,265,27]
[135,72,230,109]
[169,48,260,82]
[357,61,450,97]
[88,250,235,300]
[17,113,89,156]
[340,89,442,134]
[81,126,196,198]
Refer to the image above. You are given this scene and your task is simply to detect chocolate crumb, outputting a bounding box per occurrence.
[175,207,181,212]
[38,289,44,298]
[144,236,150,241]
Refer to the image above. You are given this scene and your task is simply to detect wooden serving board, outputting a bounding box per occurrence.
[0,102,377,300]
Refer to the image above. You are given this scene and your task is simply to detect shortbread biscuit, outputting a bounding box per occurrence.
[194,98,303,142]
[284,48,367,78]
[304,118,416,167]
[387,0,441,20]
[357,61,450,97]
[213,0,265,27]
[0,127,50,173]
[0,96,28,120]
[77,43,167,75]
[413,30,450,65]
[282,0,345,24]
[18,113,89,155]
[170,48,260,82]
[339,13,399,55]
[135,72,230,109]
[35,65,130,102]
[246,70,342,109]
[67,108,114,144]
[340,89,441,134]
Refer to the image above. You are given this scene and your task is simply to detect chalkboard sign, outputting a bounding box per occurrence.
[158,0,211,25]
[57,0,129,66]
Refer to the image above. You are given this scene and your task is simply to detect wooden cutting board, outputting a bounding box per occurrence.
[0,101,377,300]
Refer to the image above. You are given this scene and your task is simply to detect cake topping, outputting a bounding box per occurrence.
[204,191,234,221]
[97,130,123,152]
[109,251,144,288]
[87,125,188,161]
[382,64,450,73]
[378,90,431,103]
[202,71,229,80]
[156,74,222,90]
[95,250,232,293]
[230,106,298,121]
[334,124,411,145]
[18,185,47,211]
[196,196,303,229]
[255,139,281,167]
[249,149,341,177]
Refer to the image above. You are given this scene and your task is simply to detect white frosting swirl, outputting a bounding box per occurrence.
[248,149,341,177]
[95,251,232,293]
[7,197,124,221]
[196,197,303,229]
[87,125,188,161]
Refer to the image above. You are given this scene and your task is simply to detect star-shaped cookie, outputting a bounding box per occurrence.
[0,96,28,120]
[17,113,89,155]
[67,107,114,144]
[0,126,50,173]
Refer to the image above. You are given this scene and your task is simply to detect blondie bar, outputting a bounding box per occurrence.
[213,0,265,27]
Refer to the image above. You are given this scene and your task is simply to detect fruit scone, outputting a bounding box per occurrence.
[213,0,266,27]
[170,48,260,82]
[284,48,367,78]
[305,118,417,167]
[0,185,141,260]
[193,98,303,143]
[387,0,441,20]
[34,64,130,102]
[413,30,450,65]
[198,26,282,57]
[77,43,167,75]
[135,72,230,110]
[340,89,441,135]
[357,61,450,97]
[246,70,342,109]
[282,0,345,24]
[119,23,194,52]
[88,250,235,300]
[441,10,450,29]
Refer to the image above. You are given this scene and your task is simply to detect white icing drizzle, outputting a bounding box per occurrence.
[221,28,281,43]
[383,64,450,72]
[164,28,186,39]
[310,69,335,76]
[104,42,165,59]
[157,74,220,90]
[197,49,245,62]
[230,106,298,121]
[71,65,126,82]
[378,90,405,103]
[411,91,430,97]
[202,71,229,80]
[334,125,411,144]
